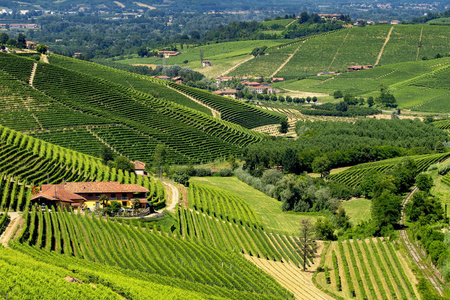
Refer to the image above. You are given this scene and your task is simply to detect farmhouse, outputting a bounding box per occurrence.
[271,77,284,83]
[318,14,341,20]
[216,76,233,84]
[347,65,373,72]
[155,75,171,81]
[242,81,260,87]
[30,182,149,210]
[132,160,147,176]
[202,60,212,67]
[213,88,238,98]
[157,50,180,58]
[252,85,274,94]
[26,41,36,49]
[391,20,400,25]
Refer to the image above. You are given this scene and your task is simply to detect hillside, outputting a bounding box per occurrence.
[276,56,450,112]
[0,124,166,211]
[231,24,450,79]
[0,52,281,165]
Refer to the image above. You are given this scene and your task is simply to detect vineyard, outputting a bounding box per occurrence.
[316,238,419,300]
[0,52,271,165]
[0,125,166,211]
[16,207,293,299]
[227,24,450,79]
[327,152,450,187]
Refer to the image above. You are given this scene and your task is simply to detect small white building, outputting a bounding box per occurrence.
[202,60,212,67]
[132,161,147,176]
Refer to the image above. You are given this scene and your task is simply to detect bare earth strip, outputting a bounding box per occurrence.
[133,2,156,9]
[285,19,297,28]
[166,86,221,118]
[328,28,351,71]
[219,56,254,76]
[0,213,22,247]
[400,187,444,296]
[162,181,179,212]
[246,255,335,300]
[374,26,394,66]
[416,26,424,61]
[271,41,305,78]
[114,1,125,8]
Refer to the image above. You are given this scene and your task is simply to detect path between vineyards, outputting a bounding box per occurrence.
[374,26,394,66]
[166,86,221,119]
[219,55,255,76]
[270,41,305,78]
[245,253,334,300]
[162,181,179,212]
[399,187,445,296]
[0,212,23,247]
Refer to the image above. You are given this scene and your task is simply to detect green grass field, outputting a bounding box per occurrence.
[113,40,286,76]
[341,199,372,226]
[189,176,321,235]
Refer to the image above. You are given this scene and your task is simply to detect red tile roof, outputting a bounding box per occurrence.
[31,185,86,203]
[63,182,149,193]
[132,160,146,170]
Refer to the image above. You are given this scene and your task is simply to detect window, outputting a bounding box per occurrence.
[110,193,116,200]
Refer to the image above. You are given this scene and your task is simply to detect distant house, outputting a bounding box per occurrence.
[30,182,150,210]
[242,81,260,87]
[317,71,336,76]
[271,77,284,83]
[347,65,373,72]
[318,14,342,20]
[213,88,238,99]
[26,41,36,49]
[157,50,180,58]
[367,21,375,25]
[202,60,212,67]
[131,160,147,176]
[216,76,233,84]
[74,52,83,58]
[172,76,183,84]
[378,21,389,24]
[252,85,274,94]
[390,20,400,25]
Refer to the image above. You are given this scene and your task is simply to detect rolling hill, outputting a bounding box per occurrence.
[0,52,281,165]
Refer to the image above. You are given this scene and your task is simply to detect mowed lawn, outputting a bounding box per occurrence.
[189,176,320,235]
[341,198,372,226]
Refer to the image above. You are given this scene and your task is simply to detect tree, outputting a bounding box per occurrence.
[282,148,299,174]
[6,38,17,47]
[415,173,433,193]
[278,95,285,103]
[306,97,311,103]
[17,33,26,49]
[335,101,348,112]
[435,141,446,153]
[99,194,109,207]
[100,145,115,165]
[315,218,336,240]
[312,96,318,103]
[153,144,166,177]
[0,32,8,45]
[296,219,318,271]
[279,118,289,134]
[371,189,402,231]
[406,191,443,224]
[109,156,134,173]
[367,97,374,107]
[333,90,343,99]
[104,201,122,216]
[132,198,141,209]
[227,154,238,170]
[312,156,332,177]
[35,44,48,54]
[376,85,397,108]
[271,94,277,101]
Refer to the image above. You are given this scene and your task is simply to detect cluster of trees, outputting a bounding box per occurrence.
[236,91,317,104]
[0,32,26,48]
[412,10,450,23]
[333,88,396,108]
[251,46,267,57]
[303,102,380,117]
[244,119,447,175]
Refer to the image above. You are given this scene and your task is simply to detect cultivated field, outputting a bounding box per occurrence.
[316,238,420,300]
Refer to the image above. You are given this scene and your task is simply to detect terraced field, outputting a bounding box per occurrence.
[328,152,450,187]
[0,125,166,211]
[316,238,419,300]
[0,52,273,165]
[17,208,292,299]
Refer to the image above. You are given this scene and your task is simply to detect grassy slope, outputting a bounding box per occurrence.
[189,176,321,235]
[113,40,286,76]
[341,199,372,226]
